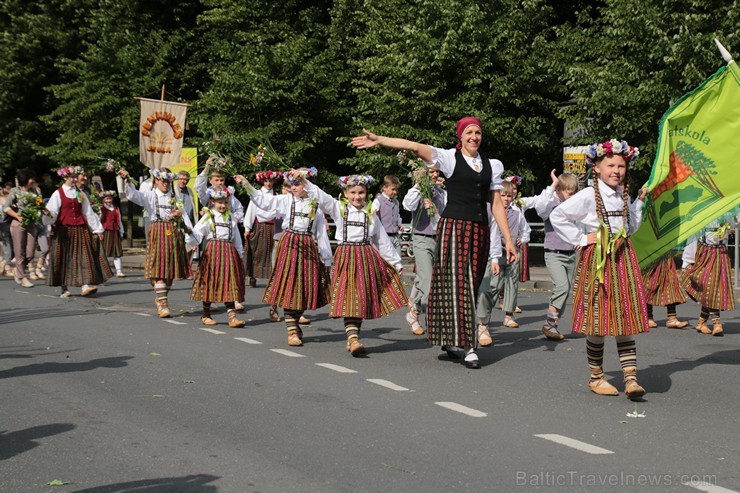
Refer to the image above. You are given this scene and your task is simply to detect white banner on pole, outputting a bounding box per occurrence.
[138,98,187,169]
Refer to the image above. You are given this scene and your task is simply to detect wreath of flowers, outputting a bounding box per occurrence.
[255,170,284,183]
[504,175,522,185]
[150,169,178,181]
[207,187,232,200]
[100,190,117,198]
[337,174,374,189]
[56,166,86,177]
[585,139,639,165]
[283,167,318,184]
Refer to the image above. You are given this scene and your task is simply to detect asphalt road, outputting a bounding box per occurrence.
[1,274,739,493]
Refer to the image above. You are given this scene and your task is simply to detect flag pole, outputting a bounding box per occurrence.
[714,38,733,63]
[161,84,165,101]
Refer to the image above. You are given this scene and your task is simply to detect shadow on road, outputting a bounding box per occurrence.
[0,307,102,326]
[0,423,76,461]
[0,356,133,380]
[70,474,220,492]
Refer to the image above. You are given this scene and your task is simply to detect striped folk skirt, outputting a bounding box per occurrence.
[145,221,191,281]
[641,254,686,306]
[519,243,530,282]
[681,243,735,311]
[571,239,649,337]
[247,222,275,279]
[190,239,245,303]
[262,231,331,311]
[47,224,112,287]
[102,230,123,258]
[329,243,407,319]
[427,217,489,348]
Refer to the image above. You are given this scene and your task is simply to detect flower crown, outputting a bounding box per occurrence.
[255,170,283,182]
[100,190,117,198]
[283,167,318,184]
[337,175,374,189]
[150,169,178,181]
[207,187,232,200]
[585,139,639,165]
[56,166,86,177]
[504,175,522,185]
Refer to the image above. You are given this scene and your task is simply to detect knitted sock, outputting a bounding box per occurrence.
[700,306,710,320]
[285,310,303,332]
[154,282,168,303]
[202,302,212,317]
[113,257,122,273]
[709,309,720,322]
[666,304,677,318]
[586,336,605,380]
[545,311,559,331]
[344,317,362,342]
[647,304,654,319]
[616,336,637,380]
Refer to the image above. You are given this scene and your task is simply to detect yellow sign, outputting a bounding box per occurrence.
[170,147,199,217]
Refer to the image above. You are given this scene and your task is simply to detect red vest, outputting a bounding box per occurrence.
[56,188,86,226]
[100,206,120,231]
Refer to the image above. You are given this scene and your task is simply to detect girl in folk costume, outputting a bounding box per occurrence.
[119,168,193,317]
[402,165,447,336]
[352,118,517,369]
[2,168,45,288]
[235,168,332,346]
[303,173,407,356]
[680,216,738,336]
[641,253,689,329]
[534,170,580,341]
[550,140,649,399]
[187,187,247,328]
[243,170,282,319]
[44,166,112,297]
[99,191,126,278]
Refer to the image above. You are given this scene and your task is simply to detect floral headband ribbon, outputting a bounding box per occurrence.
[255,170,284,182]
[56,166,86,177]
[585,139,640,165]
[337,175,374,189]
[100,190,117,198]
[150,169,179,181]
[283,167,318,184]
[504,175,522,185]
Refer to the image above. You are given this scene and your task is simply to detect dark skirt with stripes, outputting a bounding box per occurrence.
[519,243,530,282]
[641,254,686,306]
[145,221,191,281]
[262,231,331,311]
[47,225,112,287]
[329,243,407,319]
[190,239,245,303]
[247,222,275,279]
[681,244,735,311]
[102,230,123,258]
[571,239,649,336]
[426,217,489,348]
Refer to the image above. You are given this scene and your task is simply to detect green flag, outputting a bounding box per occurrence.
[634,54,740,267]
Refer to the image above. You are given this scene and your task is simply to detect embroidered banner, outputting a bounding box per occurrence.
[633,58,740,267]
[138,98,188,169]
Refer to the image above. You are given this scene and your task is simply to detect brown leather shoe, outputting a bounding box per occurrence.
[269,306,281,322]
[81,285,98,297]
[665,317,688,329]
[502,316,519,328]
[477,324,493,347]
[298,315,311,324]
[696,318,712,334]
[624,379,646,400]
[712,319,723,337]
[347,339,365,357]
[647,319,658,329]
[588,377,619,396]
[228,311,246,328]
[542,326,565,341]
[406,310,425,335]
[287,329,303,346]
[201,316,217,326]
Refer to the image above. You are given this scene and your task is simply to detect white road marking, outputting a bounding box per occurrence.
[684,482,740,493]
[98,307,116,311]
[366,379,409,391]
[534,434,614,455]
[270,349,305,358]
[199,328,226,334]
[39,294,59,299]
[434,401,487,418]
[315,363,357,373]
[164,320,187,325]
[16,290,30,294]
[234,337,262,345]
[135,313,152,317]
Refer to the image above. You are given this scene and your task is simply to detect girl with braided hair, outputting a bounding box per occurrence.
[550,140,649,400]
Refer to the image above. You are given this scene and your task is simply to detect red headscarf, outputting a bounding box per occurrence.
[456,116,482,140]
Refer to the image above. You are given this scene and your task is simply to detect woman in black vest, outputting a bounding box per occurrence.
[352,117,517,368]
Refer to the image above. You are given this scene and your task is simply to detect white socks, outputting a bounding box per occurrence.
[113,257,122,273]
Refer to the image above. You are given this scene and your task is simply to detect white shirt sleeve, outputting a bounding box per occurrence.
[81,194,104,234]
[243,202,257,231]
[118,208,125,237]
[371,197,380,214]
[304,181,341,223]
[43,190,62,225]
[402,186,422,212]
[534,186,557,220]
[489,220,503,263]
[194,170,209,204]
[549,187,593,247]
[629,197,644,234]
[313,212,333,266]
[232,219,244,257]
[682,240,697,268]
[521,215,531,244]
[371,221,403,270]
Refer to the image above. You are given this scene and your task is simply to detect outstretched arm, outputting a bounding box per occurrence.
[491,190,517,263]
[351,128,434,164]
